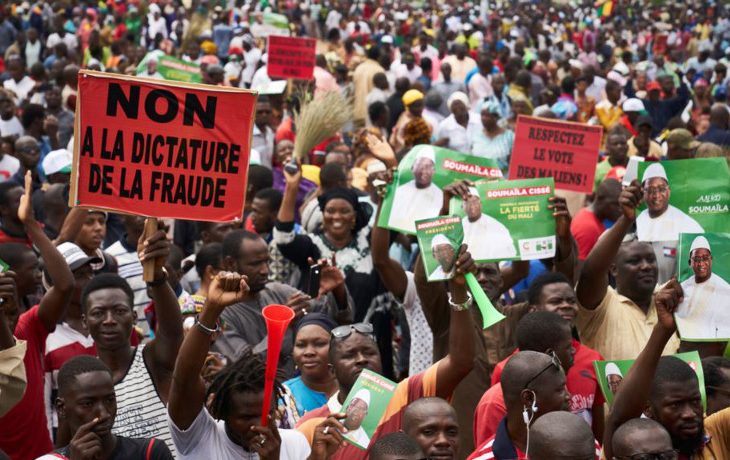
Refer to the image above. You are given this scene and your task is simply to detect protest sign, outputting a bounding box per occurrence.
[341,369,396,450]
[250,12,290,38]
[675,232,730,341]
[594,352,705,408]
[267,36,316,80]
[70,71,256,222]
[0,258,7,273]
[137,53,202,83]
[509,115,602,194]
[415,216,464,282]
[448,178,556,262]
[378,145,503,235]
[636,158,730,242]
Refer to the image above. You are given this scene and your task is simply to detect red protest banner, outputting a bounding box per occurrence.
[508,115,603,194]
[70,71,257,222]
[267,35,316,80]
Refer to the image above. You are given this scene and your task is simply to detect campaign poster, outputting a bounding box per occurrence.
[635,158,730,242]
[340,369,397,450]
[448,178,556,262]
[267,36,316,80]
[378,145,503,235]
[675,233,730,341]
[137,53,202,83]
[250,12,291,38]
[70,71,256,222]
[415,216,464,282]
[594,352,705,408]
[509,115,603,194]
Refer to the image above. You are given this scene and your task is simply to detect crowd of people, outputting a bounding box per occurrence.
[1,0,730,459]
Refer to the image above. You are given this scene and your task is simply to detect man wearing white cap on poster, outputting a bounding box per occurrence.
[676,235,730,340]
[461,187,516,261]
[344,389,372,447]
[42,148,72,184]
[428,234,458,280]
[635,162,704,241]
[388,146,442,233]
[604,362,623,395]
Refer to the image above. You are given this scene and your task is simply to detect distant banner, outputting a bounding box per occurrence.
[448,178,556,262]
[676,232,730,341]
[415,216,464,282]
[509,115,602,194]
[378,145,503,235]
[594,352,705,408]
[636,158,730,242]
[70,71,257,222]
[267,36,316,80]
[137,53,202,83]
[250,12,291,38]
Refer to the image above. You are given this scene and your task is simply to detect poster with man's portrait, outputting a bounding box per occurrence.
[635,158,730,242]
[377,145,503,235]
[340,369,397,450]
[415,216,464,282]
[675,233,730,341]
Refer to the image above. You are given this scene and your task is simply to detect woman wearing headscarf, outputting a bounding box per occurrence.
[389,89,432,152]
[471,100,515,174]
[284,313,339,417]
[434,91,482,153]
[274,166,397,379]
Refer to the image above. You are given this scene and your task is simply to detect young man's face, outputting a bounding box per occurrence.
[535,282,579,324]
[84,287,135,350]
[58,371,117,439]
[405,402,459,459]
[226,389,267,448]
[649,381,704,456]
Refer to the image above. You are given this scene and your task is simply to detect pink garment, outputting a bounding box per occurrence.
[314,66,340,96]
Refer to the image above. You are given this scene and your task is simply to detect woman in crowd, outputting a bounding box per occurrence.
[471,101,515,174]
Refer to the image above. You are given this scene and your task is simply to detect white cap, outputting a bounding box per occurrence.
[612,61,630,76]
[148,3,161,14]
[462,23,473,32]
[431,234,451,249]
[57,242,102,271]
[605,362,623,377]
[690,235,711,254]
[42,149,72,176]
[381,34,394,44]
[468,186,479,197]
[412,145,436,166]
[641,162,668,184]
[622,98,645,112]
[366,160,386,175]
[569,59,584,70]
[352,389,371,406]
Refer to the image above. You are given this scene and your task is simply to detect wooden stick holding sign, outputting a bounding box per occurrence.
[141,217,159,282]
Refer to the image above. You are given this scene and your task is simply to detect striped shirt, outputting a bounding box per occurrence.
[106,240,150,335]
[113,345,176,457]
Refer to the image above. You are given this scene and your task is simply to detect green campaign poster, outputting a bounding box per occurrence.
[0,258,8,273]
[250,12,291,37]
[378,145,503,235]
[593,351,706,408]
[675,232,730,341]
[447,178,556,262]
[415,216,464,282]
[136,53,202,83]
[636,158,730,242]
[340,369,396,450]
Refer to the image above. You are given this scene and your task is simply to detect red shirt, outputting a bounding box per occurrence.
[570,208,605,261]
[473,383,506,447]
[0,227,32,247]
[0,305,54,460]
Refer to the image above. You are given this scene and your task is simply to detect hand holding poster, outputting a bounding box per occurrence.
[415,216,464,282]
[341,369,396,450]
[267,36,316,80]
[509,115,602,194]
[635,158,730,242]
[378,145,503,235]
[593,352,705,408]
[675,233,730,341]
[70,71,256,222]
[448,178,556,262]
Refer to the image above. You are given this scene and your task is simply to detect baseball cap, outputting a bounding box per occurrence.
[57,242,102,271]
[622,98,645,112]
[666,128,700,150]
[43,149,72,176]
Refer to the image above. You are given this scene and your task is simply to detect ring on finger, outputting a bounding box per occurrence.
[323,426,329,435]
[259,437,266,446]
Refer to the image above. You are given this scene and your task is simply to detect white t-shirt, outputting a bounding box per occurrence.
[636,205,704,242]
[3,76,36,104]
[0,154,20,182]
[0,116,23,137]
[169,408,311,459]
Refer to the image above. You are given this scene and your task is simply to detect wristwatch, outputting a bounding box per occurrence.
[448,292,473,312]
[146,267,169,287]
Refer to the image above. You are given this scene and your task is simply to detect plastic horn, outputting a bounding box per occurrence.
[260,304,295,426]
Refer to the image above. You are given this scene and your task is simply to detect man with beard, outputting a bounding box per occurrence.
[403,397,459,460]
[604,279,730,460]
[388,146,442,233]
[636,163,703,242]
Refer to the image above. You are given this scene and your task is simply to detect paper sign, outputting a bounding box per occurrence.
[594,352,705,408]
[622,156,644,187]
[509,115,602,194]
[267,36,316,80]
[415,216,464,282]
[636,158,730,242]
[448,178,556,262]
[378,145,503,235]
[0,258,8,273]
[675,232,730,341]
[70,71,256,222]
[137,53,202,83]
[341,369,396,450]
[250,12,290,38]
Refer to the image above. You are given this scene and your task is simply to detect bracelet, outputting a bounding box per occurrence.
[447,292,473,312]
[146,268,168,287]
[195,320,220,335]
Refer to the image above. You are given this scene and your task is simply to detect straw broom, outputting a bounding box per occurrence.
[293,90,352,161]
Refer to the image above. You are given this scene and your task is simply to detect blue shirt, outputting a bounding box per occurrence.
[283,375,328,417]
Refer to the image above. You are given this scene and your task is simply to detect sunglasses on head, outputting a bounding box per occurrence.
[524,351,562,390]
[331,323,374,339]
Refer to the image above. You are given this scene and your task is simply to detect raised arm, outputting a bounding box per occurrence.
[576,181,641,310]
[54,206,87,245]
[549,196,578,284]
[371,178,408,300]
[142,228,184,394]
[19,172,73,331]
[277,160,302,225]
[603,280,682,459]
[435,245,476,399]
[168,272,249,430]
